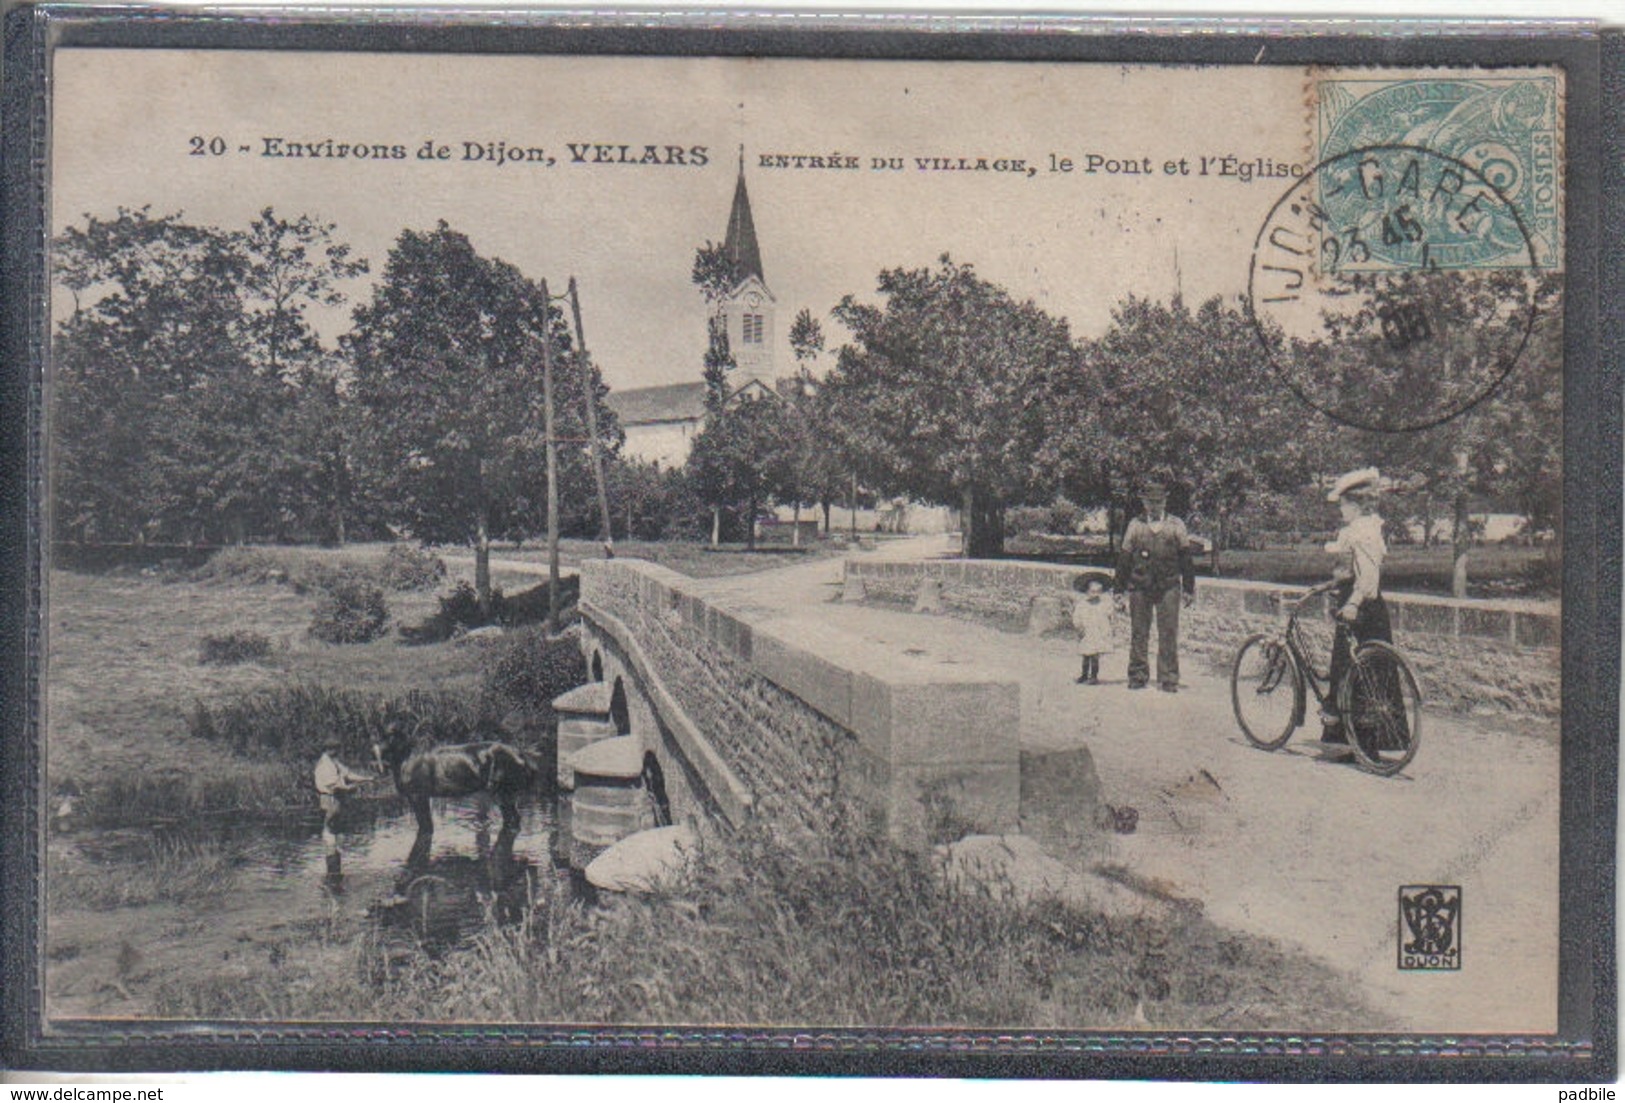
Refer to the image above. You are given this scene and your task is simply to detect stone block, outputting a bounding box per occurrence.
[1027,592,1072,636]
[833,739,891,822]
[884,681,1020,767]
[751,631,854,729]
[552,682,614,715]
[1399,600,1457,637]
[712,611,752,660]
[849,673,895,759]
[1019,746,1108,861]
[913,577,945,614]
[888,761,1021,844]
[1514,612,1560,649]
[1458,606,1514,641]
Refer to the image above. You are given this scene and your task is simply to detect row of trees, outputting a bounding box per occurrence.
[54,209,1562,597]
[688,253,1561,588]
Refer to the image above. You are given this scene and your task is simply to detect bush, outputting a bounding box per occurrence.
[379,544,447,592]
[481,627,587,720]
[1047,497,1084,536]
[402,578,580,644]
[191,546,295,586]
[192,546,373,595]
[198,630,273,666]
[1004,505,1050,538]
[187,684,495,762]
[439,580,501,635]
[309,580,390,644]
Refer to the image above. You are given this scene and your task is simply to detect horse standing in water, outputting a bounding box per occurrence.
[372,720,543,866]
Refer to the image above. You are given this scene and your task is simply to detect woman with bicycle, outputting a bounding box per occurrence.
[1319,467,1394,757]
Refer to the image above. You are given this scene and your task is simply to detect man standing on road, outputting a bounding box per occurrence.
[1115,480,1196,692]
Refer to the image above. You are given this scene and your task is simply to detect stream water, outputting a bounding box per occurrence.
[47,792,578,1017]
[269,793,566,943]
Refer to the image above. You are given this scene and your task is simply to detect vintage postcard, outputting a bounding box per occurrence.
[12,20,1613,1074]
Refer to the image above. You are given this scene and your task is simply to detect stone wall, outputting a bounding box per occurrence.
[844,559,1561,720]
[580,560,1022,843]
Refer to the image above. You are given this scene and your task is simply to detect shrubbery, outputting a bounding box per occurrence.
[378,544,447,591]
[187,684,496,762]
[402,577,581,644]
[198,629,273,666]
[309,580,390,644]
[195,544,447,596]
[480,627,587,720]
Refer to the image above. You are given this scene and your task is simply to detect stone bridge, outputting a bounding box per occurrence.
[565,550,1560,850]
[572,557,1022,845]
[560,545,1562,1033]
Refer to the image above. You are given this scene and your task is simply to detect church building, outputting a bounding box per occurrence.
[607,157,778,468]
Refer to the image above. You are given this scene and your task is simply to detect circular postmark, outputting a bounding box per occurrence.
[1248,143,1540,433]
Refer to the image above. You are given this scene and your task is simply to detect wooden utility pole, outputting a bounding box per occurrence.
[540,279,561,634]
[568,278,616,556]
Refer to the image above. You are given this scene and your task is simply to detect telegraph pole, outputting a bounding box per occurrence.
[568,278,616,557]
[540,278,561,635]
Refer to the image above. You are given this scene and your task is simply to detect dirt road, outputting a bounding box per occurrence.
[696,538,1561,1034]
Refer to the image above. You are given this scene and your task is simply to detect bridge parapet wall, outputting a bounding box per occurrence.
[580,559,1020,844]
[844,559,1560,719]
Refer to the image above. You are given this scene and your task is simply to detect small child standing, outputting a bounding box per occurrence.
[1072,575,1115,685]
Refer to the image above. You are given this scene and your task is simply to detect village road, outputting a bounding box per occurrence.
[693,536,1561,1036]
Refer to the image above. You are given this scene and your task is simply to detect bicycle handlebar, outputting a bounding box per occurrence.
[1285,578,1343,612]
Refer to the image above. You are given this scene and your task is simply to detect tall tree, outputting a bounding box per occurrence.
[237,209,370,541]
[346,222,613,614]
[53,208,255,542]
[688,393,796,551]
[238,207,369,381]
[826,256,1076,557]
[1301,271,1563,594]
[52,206,370,545]
[780,308,843,540]
[1050,295,1326,572]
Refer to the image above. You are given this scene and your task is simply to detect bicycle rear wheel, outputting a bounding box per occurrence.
[1339,641,1422,776]
[1231,634,1301,751]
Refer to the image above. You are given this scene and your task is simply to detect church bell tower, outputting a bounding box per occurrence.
[717,152,775,390]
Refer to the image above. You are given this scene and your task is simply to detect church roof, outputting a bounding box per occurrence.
[605,381,709,427]
[723,157,765,287]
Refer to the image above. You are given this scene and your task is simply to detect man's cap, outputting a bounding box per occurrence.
[1327,467,1381,502]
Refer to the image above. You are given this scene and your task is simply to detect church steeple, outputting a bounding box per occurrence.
[723,148,765,287]
[713,151,776,390]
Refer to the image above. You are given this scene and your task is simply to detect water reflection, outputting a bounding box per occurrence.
[231,792,564,947]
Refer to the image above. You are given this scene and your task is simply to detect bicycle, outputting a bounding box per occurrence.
[1230,579,1423,776]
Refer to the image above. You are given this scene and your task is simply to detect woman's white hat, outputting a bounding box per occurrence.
[1327,466,1382,502]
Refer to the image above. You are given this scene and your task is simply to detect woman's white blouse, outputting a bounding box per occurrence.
[1325,513,1386,607]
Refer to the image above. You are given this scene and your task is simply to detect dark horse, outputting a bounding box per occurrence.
[372,720,543,865]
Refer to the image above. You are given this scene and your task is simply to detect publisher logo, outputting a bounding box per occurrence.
[1398,885,1461,970]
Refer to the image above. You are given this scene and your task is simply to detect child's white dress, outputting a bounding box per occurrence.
[1072,596,1114,656]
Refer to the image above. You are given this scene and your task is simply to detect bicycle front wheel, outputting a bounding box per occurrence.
[1339,641,1422,776]
[1231,634,1301,751]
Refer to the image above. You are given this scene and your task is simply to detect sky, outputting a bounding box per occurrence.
[49,51,1512,393]
[51,52,1322,391]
